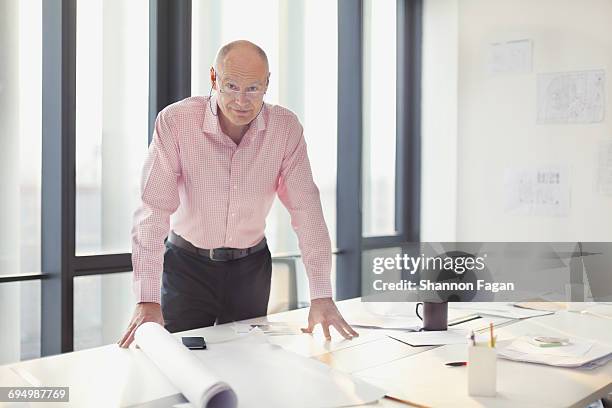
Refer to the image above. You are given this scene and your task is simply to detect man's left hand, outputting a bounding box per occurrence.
[301,297,359,340]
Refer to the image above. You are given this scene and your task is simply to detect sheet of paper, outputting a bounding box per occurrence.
[450,303,554,319]
[488,39,532,74]
[193,339,386,408]
[13,342,182,407]
[537,70,605,124]
[232,322,302,335]
[504,166,570,217]
[513,301,566,312]
[449,315,512,333]
[387,328,469,346]
[344,304,478,330]
[266,328,389,358]
[346,315,421,330]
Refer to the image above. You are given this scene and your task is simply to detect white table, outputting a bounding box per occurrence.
[1,299,610,407]
[354,311,612,408]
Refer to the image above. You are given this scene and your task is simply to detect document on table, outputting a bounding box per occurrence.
[135,322,386,408]
[581,304,612,320]
[450,303,554,319]
[387,328,468,346]
[497,336,612,369]
[346,315,422,330]
[345,308,478,330]
[135,323,237,408]
[513,301,566,312]
[232,322,302,335]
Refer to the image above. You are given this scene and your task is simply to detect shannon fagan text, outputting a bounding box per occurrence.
[372,279,515,293]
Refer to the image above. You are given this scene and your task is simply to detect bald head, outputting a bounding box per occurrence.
[214,40,269,74]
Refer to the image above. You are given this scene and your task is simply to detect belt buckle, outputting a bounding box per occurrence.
[209,248,229,262]
[209,248,219,261]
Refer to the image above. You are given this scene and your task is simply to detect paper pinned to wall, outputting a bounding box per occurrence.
[504,166,571,216]
[487,39,532,74]
[596,140,612,195]
[537,70,605,124]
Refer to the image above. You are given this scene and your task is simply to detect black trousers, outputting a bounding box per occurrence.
[161,240,272,333]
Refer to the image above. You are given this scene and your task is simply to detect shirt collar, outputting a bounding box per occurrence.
[202,94,268,140]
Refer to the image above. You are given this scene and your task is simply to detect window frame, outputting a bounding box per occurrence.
[337,0,422,299]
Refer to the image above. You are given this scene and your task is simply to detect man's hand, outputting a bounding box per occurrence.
[301,297,359,340]
[118,302,164,348]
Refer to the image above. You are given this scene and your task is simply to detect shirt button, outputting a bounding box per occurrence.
[231,213,235,217]
[229,237,233,242]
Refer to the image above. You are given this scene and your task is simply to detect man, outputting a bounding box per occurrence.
[118,40,358,348]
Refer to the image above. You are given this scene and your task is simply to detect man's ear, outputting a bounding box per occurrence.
[210,67,217,90]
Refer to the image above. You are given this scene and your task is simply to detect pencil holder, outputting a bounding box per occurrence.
[467,344,497,397]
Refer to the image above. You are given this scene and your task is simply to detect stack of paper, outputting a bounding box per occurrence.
[581,304,612,320]
[497,336,612,369]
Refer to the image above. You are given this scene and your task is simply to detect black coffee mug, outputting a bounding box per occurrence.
[416,301,448,331]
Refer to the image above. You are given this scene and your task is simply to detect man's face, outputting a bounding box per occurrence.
[211,50,269,127]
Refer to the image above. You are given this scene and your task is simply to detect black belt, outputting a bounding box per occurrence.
[167,231,267,262]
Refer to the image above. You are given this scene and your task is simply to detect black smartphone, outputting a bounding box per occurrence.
[181,336,207,350]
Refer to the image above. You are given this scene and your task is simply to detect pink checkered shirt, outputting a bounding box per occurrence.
[131,95,333,304]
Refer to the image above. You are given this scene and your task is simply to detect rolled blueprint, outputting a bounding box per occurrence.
[134,322,238,408]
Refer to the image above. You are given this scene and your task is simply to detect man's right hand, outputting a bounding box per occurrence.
[118,302,164,348]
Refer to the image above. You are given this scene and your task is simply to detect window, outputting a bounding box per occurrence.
[362,0,397,237]
[75,0,149,255]
[74,272,134,351]
[0,281,41,364]
[0,0,43,365]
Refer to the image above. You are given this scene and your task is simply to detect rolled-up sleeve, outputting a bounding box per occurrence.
[131,109,181,304]
[277,118,333,300]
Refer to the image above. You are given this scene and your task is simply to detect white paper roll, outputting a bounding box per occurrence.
[134,322,238,408]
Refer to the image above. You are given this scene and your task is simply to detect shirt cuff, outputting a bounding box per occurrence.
[133,278,161,304]
[308,274,333,300]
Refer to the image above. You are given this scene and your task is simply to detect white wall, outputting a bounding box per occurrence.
[421,0,612,242]
[421,0,459,242]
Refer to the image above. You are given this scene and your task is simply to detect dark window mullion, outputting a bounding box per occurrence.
[149,0,192,142]
[41,0,77,356]
[363,235,405,249]
[336,0,363,300]
[397,0,422,243]
[0,273,46,284]
[72,254,133,276]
